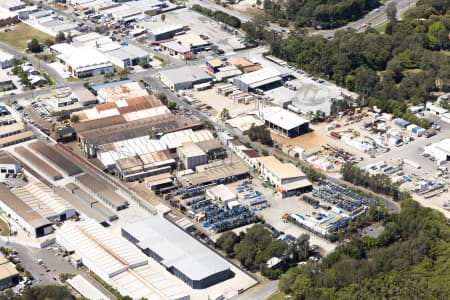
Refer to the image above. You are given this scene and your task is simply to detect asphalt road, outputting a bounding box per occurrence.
[318,0,419,38]
[231,280,279,300]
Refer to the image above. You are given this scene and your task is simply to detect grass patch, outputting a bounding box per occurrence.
[0,218,10,236]
[268,291,285,300]
[374,21,388,33]
[0,23,53,51]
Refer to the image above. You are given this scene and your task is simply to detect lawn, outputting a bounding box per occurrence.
[0,22,53,51]
[0,218,10,236]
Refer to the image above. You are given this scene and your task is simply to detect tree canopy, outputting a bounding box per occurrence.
[278,199,450,299]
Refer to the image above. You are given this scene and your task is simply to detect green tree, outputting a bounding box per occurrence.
[55,31,65,43]
[386,2,397,23]
[428,21,445,49]
[217,231,240,254]
[220,108,230,120]
[27,39,42,53]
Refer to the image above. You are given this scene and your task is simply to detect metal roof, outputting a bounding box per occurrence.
[261,106,308,131]
[29,141,82,176]
[123,217,231,281]
[257,156,305,180]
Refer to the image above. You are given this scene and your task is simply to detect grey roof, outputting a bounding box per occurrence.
[159,65,212,85]
[123,217,230,281]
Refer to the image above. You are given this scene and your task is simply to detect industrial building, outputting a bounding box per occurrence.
[75,173,129,210]
[233,68,283,92]
[159,41,192,60]
[122,217,233,289]
[96,81,148,103]
[0,7,19,27]
[0,151,21,180]
[0,50,13,69]
[177,142,208,170]
[125,0,166,15]
[11,175,77,222]
[175,33,209,53]
[228,139,261,169]
[56,219,189,300]
[74,113,202,157]
[58,47,114,78]
[75,94,163,122]
[159,65,212,91]
[29,141,82,176]
[37,86,96,113]
[423,138,450,163]
[206,184,237,208]
[0,184,53,238]
[177,161,248,187]
[146,23,185,41]
[257,156,312,197]
[258,106,309,138]
[0,70,14,91]
[66,274,112,300]
[104,44,149,68]
[0,256,20,291]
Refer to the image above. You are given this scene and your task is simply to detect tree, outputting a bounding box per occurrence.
[70,114,79,123]
[217,231,240,254]
[386,2,397,23]
[27,39,42,53]
[220,108,230,120]
[167,101,177,110]
[55,31,65,43]
[66,32,73,43]
[161,14,165,22]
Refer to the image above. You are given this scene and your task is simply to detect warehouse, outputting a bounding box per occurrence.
[259,106,309,138]
[75,113,202,157]
[0,70,14,91]
[56,219,189,300]
[29,141,83,176]
[0,50,13,69]
[75,95,163,122]
[175,33,210,53]
[66,275,112,300]
[147,23,184,41]
[122,217,233,289]
[159,41,192,60]
[0,7,19,27]
[104,44,149,69]
[115,150,175,181]
[160,129,215,151]
[125,0,166,15]
[206,184,237,207]
[0,131,34,148]
[75,173,129,210]
[96,81,148,103]
[0,151,21,180]
[0,256,20,290]
[423,138,450,163]
[233,68,283,92]
[11,175,77,222]
[0,184,53,238]
[177,142,208,170]
[58,47,114,78]
[257,156,312,197]
[177,161,248,187]
[103,5,143,22]
[159,65,212,91]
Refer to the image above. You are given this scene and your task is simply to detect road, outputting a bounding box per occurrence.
[318,0,419,38]
[0,42,66,85]
[231,280,279,300]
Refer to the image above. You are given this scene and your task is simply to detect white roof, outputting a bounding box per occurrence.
[0,7,17,19]
[123,217,231,281]
[236,67,282,87]
[98,136,168,168]
[159,129,214,149]
[59,47,112,71]
[148,23,183,35]
[104,44,148,59]
[261,106,308,131]
[67,275,111,300]
[122,105,169,122]
[56,219,148,278]
[0,50,13,62]
[50,43,77,55]
[226,115,264,131]
[206,184,237,202]
[434,138,450,153]
[160,40,188,54]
